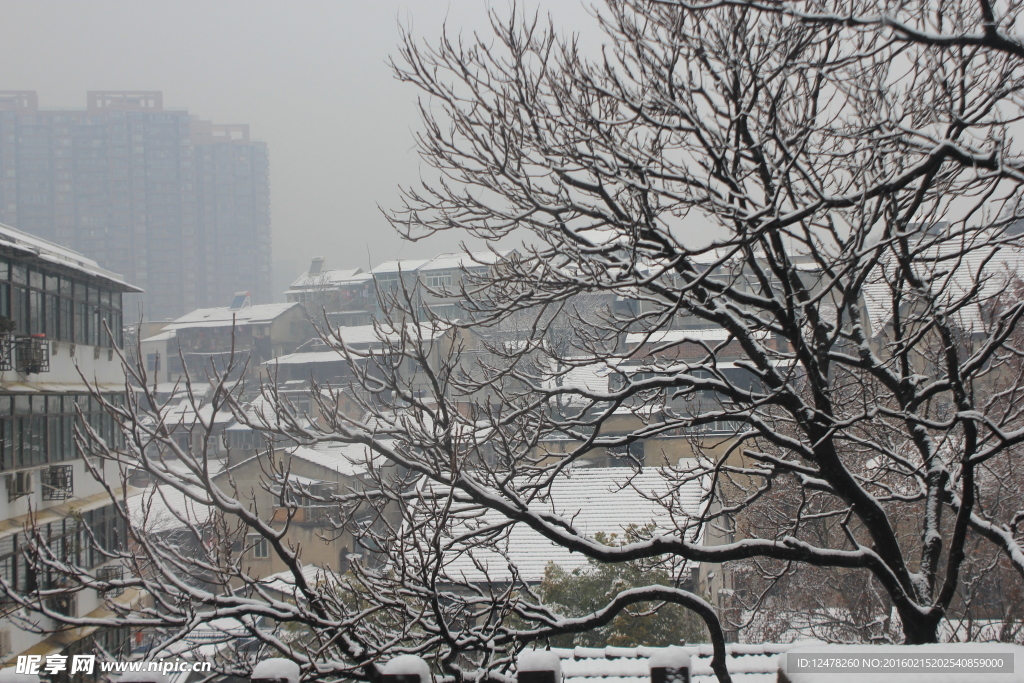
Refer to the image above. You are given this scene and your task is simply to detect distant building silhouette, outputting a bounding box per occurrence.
[0,91,271,320]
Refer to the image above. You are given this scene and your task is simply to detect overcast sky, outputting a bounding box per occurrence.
[0,1,599,290]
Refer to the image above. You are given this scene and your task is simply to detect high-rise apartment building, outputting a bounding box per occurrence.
[0,91,270,321]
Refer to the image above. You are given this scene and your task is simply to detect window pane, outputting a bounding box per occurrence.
[14,395,29,414]
[89,307,99,345]
[60,298,72,342]
[45,294,57,337]
[28,290,42,334]
[0,419,9,471]
[12,418,22,468]
[75,302,87,344]
[12,286,27,335]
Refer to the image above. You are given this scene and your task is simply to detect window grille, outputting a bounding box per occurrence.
[41,465,73,501]
[97,565,124,597]
[0,337,12,371]
[15,336,49,373]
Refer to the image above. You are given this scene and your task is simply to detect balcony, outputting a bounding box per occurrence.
[15,335,50,374]
[41,464,74,501]
[97,565,125,597]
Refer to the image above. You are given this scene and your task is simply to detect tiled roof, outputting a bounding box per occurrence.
[287,442,384,478]
[421,466,705,583]
[860,240,1024,337]
[264,350,348,366]
[130,484,213,533]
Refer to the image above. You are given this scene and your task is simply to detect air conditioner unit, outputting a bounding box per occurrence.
[6,471,32,501]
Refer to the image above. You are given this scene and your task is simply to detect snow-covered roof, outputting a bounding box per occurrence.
[0,221,143,292]
[625,328,734,346]
[288,267,367,290]
[130,484,214,533]
[423,466,705,583]
[287,442,385,478]
[420,249,514,272]
[162,398,237,426]
[165,302,299,331]
[860,240,1024,337]
[223,395,314,433]
[371,258,431,275]
[327,322,449,348]
[141,329,176,343]
[264,350,347,366]
[532,643,805,683]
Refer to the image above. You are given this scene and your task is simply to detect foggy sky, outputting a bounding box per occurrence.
[0,1,600,291]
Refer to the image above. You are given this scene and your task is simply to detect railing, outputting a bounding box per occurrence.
[15,335,50,374]
[41,464,74,501]
[97,565,124,597]
[0,337,11,371]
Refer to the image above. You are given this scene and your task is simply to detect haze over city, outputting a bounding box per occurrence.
[0,0,595,296]
[2,2,1023,679]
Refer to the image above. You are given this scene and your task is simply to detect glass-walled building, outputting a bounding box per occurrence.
[0,221,140,665]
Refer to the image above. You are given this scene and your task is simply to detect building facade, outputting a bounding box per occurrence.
[0,91,270,321]
[0,222,140,664]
